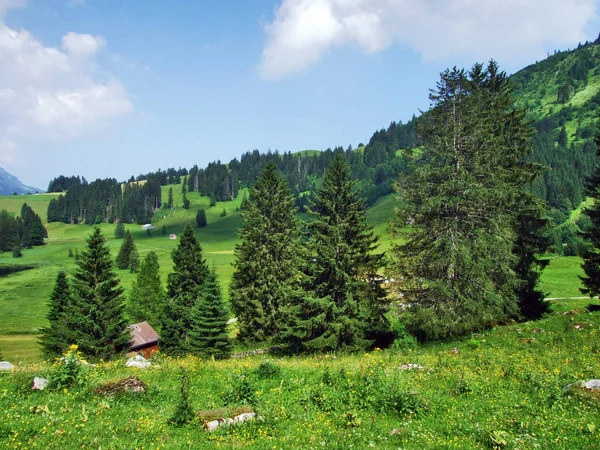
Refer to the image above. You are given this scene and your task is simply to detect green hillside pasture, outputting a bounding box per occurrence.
[0,193,59,222]
[539,256,585,299]
[1,302,600,448]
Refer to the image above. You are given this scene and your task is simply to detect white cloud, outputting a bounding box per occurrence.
[0,3,133,162]
[260,0,597,80]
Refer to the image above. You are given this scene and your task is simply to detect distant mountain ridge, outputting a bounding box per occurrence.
[0,167,42,195]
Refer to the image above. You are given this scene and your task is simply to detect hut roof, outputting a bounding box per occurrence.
[128,321,159,350]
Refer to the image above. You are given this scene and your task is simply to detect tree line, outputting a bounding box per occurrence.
[0,203,47,254]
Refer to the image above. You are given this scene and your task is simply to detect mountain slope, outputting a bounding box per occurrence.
[0,167,42,195]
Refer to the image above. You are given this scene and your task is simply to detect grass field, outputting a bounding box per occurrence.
[1,299,599,449]
[0,188,590,363]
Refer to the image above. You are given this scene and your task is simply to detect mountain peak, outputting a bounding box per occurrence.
[0,167,43,196]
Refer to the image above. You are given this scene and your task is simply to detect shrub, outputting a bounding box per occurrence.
[254,361,281,379]
[49,345,88,390]
[223,373,257,406]
[169,368,195,426]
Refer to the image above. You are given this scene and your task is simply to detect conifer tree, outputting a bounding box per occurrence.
[114,221,125,239]
[20,203,47,247]
[129,246,140,273]
[279,154,387,352]
[116,230,135,270]
[39,271,72,357]
[67,227,129,360]
[161,224,208,355]
[580,123,600,297]
[188,267,231,358]
[393,62,544,341]
[196,209,207,228]
[128,251,167,329]
[168,188,174,209]
[230,163,304,341]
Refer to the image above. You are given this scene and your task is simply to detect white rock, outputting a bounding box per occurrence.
[232,412,256,424]
[125,355,151,369]
[32,377,49,390]
[583,380,600,390]
[0,361,14,371]
[399,363,424,371]
[206,420,220,431]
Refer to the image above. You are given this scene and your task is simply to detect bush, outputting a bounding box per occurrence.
[169,368,195,426]
[223,373,257,406]
[49,345,88,390]
[254,361,281,379]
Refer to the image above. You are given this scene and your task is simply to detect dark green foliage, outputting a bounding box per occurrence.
[68,248,74,258]
[66,227,130,360]
[161,224,167,235]
[114,222,125,239]
[188,268,231,359]
[254,361,281,379]
[393,62,542,341]
[20,203,47,248]
[580,123,600,297]
[195,209,207,228]
[0,209,18,252]
[129,246,140,273]
[12,243,22,258]
[223,373,257,407]
[116,230,135,270]
[220,208,226,217]
[280,155,388,352]
[182,194,190,210]
[161,224,208,355]
[169,368,195,426]
[231,163,304,341]
[47,175,83,193]
[128,251,167,330]
[167,188,174,209]
[39,271,72,358]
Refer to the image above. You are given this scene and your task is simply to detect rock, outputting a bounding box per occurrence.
[450,347,460,355]
[32,377,49,390]
[232,412,256,424]
[563,379,600,393]
[203,411,258,431]
[0,361,14,371]
[95,376,147,395]
[126,354,151,369]
[399,363,424,371]
[206,420,220,431]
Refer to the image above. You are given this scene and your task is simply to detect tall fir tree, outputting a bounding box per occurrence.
[580,122,600,297]
[116,230,135,270]
[114,221,125,239]
[393,62,544,341]
[279,154,388,352]
[196,208,207,228]
[230,163,304,341]
[188,267,232,359]
[128,251,167,330]
[39,271,72,358]
[168,188,174,209]
[20,203,47,248]
[161,223,208,355]
[129,246,140,273]
[67,227,130,360]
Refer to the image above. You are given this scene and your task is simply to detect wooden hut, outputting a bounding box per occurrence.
[128,321,159,358]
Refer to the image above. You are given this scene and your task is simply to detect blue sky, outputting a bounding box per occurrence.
[1,0,599,189]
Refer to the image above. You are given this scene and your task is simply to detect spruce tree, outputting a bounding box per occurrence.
[393,62,544,341]
[196,209,207,228]
[168,188,174,209]
[129,246,140,273]
[114,221,125,239]
[580,123,600,297]
[279,154,387,352]
[128,251,167,329]
[230,163,304,341]
[20,203,47,247]
[39,271,72,357]
[188,267,232,359]
[67,227,130,360]
[116,230,135,270]
[161,224,208,355]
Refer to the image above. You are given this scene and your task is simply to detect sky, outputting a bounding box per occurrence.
[0,0,599,189]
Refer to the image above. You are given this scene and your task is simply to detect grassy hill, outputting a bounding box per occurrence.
[1,298,599,449]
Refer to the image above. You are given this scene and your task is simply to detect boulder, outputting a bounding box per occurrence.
[95,376,147,395]
[126,354,151,369]
[0,361,14,371]
[32,377,49,390]
[563,379,600,393]
[399,363,424,371]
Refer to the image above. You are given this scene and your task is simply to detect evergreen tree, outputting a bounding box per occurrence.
[182,193,190,210]
[161,224,167,235]
[67,227,129,360]
[230,163,304,341]
[188,267,232,358]
[196,209,207,228]
[393,62,543,341]
[279,155,387,352]
[161,224,208,355]
[0,209,17,252]
[20,203,47,247]
[168,188,174,209]
[128,251,167,329]
[129,246,140,273]
[114,221,125,239]
[580,123,600,297]
[116,230,135,270]
[39,271,72,357]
